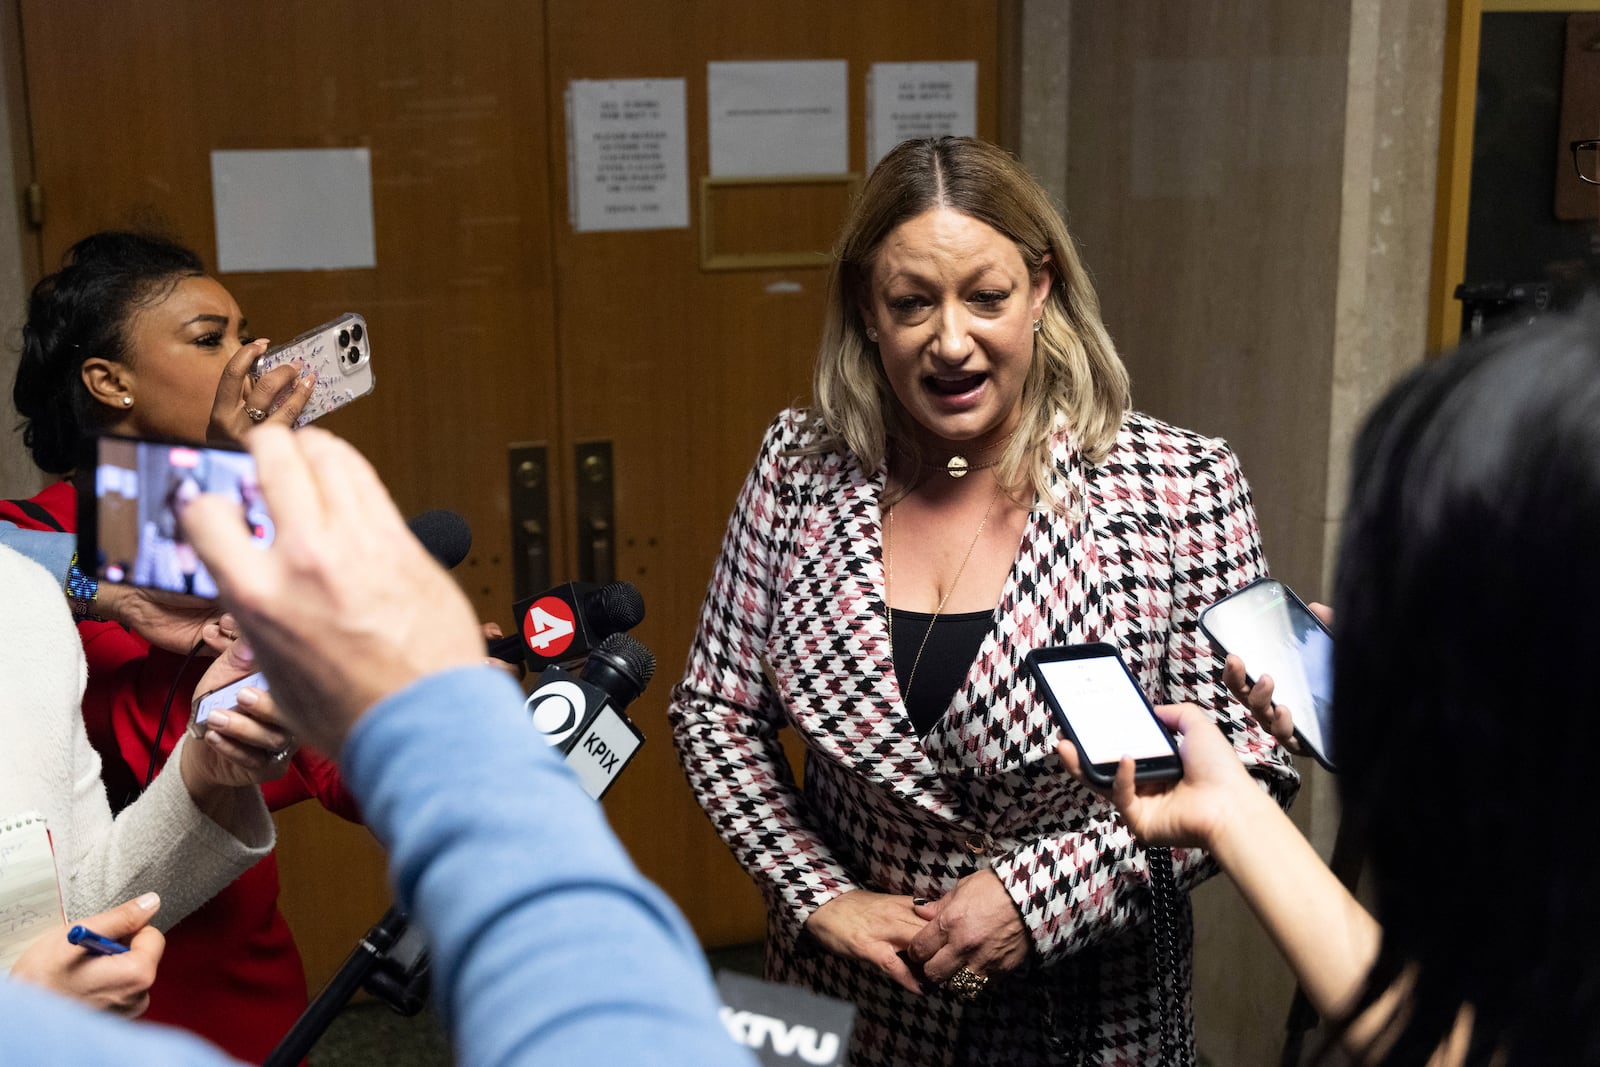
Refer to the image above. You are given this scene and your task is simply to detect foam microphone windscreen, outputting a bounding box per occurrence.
[407,509,473,570]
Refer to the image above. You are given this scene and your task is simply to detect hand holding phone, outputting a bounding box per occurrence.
[191,670,269,737]
[1199,578,1337,771]
[250,312,374,426]
[79,435,270,597]
[1027,643,1182,786]
[1052,701,1265,851]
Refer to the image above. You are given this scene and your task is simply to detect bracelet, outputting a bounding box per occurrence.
[66,553,103,623]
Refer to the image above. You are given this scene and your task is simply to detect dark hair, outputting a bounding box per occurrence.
[1330,304,1600,1064]
[13,231,204,473]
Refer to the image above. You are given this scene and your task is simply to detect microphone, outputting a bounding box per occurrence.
[407,509,472,570]
[525,631,655,799]
[488,580,645,669]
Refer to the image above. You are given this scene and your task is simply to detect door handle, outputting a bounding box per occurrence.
[574,441,615,585]
[508,444,551,596]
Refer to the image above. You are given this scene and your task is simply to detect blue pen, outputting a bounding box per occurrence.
[67,925,129,956]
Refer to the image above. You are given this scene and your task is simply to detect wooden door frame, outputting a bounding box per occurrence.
[1,0,40,281]
[1430,0,1600,352]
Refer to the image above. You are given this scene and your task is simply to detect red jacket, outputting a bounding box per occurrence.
[1,480,362,1064]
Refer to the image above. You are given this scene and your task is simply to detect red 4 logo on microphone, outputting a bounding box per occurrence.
[522,596,577,657]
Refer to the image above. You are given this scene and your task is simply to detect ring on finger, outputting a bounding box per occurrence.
[270,747,293,763]
[946,966,988,1001]
[244,405,268,423]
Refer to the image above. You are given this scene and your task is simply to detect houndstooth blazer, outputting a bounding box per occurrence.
[669,408,1300,1066]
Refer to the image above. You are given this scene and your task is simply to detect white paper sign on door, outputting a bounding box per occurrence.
[708,60,848,177]
[566,79,689,232]
[212,148,376,273]
[867,62,978,168]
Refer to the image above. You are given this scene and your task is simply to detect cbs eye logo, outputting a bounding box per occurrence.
[525,681,586,748]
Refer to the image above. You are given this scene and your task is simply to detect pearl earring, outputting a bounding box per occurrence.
[866,327,879,342]
[121,396,133,407]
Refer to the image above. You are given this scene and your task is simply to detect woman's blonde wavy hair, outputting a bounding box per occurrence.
[810,137,1129,510]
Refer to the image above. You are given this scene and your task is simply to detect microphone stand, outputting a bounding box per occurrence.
[263,906,432,1067]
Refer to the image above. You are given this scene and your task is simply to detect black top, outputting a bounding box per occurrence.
[889,608,992,735]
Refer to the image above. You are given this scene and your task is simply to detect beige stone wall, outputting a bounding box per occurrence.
[1016,1,1442,1063]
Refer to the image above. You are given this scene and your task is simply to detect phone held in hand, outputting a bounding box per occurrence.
[250,312,374,427]
[1199,577,1337,771]
[77,434,271,597]
[191,671,269,737]
[1026,642,1183,787]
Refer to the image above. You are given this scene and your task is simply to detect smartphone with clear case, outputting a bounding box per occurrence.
[251,312,374,426]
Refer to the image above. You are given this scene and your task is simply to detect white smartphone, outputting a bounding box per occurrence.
[250,312,374,426]
[1027,642,1183,787]
[191,670,269,736]
[1199,577,1336,771]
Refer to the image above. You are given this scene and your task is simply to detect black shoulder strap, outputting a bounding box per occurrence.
[3,497,67,532]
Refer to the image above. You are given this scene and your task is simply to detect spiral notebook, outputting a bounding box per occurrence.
[0,811,65,973]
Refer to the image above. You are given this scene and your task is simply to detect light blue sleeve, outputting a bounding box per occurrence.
[0,523,75,584]
[0,979,242,1065]
[340,666,754,1066]
[0,665,750,1066]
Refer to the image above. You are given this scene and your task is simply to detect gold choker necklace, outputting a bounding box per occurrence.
[911,434,1014,479]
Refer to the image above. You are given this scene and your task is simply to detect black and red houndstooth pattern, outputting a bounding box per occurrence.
[669,409,1299,1066]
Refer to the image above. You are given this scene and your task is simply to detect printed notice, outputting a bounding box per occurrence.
[867,62,978,167]
[708,60,848,177]
[566,79,689,233]
[212,149,377,273]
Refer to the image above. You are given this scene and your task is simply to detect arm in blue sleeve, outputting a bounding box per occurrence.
[0,666,750,1066]
[342,666,753,1067]
[0,980,241,1065]
[0,524,75,583]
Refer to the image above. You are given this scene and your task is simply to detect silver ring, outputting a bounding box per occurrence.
[270,748,292,763]
[244,406,268,423]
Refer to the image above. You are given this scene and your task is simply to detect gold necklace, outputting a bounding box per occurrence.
[884,480,1004,699]
[906,431,1016,479]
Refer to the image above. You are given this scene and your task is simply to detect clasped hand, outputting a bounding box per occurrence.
[803,871,1029,995]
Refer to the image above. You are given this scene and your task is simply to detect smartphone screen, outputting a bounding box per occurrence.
[1027,643,1181,783]
[193,670,269,733]
[81,436,271,596]
[1199,578,1336,770]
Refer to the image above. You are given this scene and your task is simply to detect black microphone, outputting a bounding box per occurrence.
[524,632,655,799]
[407,509,472,570]
[488,580,645,669]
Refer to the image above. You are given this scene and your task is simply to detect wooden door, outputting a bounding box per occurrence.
[16,0,564,985]
[543,0,1003,947]
[15,0,1006,990]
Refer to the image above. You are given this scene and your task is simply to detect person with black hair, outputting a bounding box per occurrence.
[1060,306,1600,1065]
[0,231,353,1061]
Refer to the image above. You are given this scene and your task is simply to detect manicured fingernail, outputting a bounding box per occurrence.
[205,731,226,747]
[913,897,929,906]
[205,710,231,728]
[136,893,159,910]
[235,642,254,664]
[236,687,260,707]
